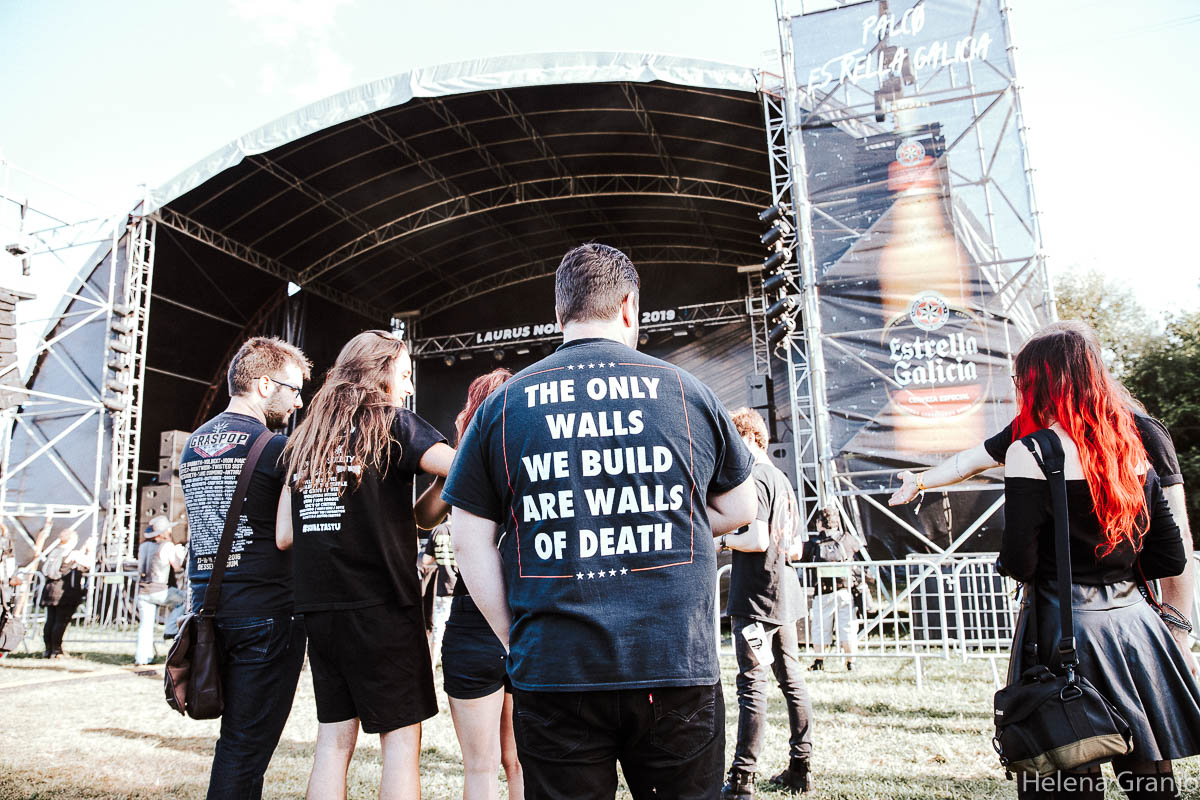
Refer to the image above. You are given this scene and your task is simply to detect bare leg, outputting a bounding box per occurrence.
[499,692,524,800]
[449,690,506,800]
[380,722,422,800]
[307,719,359,800]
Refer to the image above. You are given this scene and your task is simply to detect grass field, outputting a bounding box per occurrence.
[2,636,1198,799]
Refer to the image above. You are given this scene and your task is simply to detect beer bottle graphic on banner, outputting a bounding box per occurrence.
[877,130,988,455]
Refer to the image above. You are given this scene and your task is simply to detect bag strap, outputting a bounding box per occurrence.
[1020,428,1080,680]
[200,430,276,615]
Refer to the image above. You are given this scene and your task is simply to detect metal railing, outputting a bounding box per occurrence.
[11,567,140,652]
[717,552,1200,689]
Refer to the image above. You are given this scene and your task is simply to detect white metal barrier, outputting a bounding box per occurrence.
[12,568,140,652]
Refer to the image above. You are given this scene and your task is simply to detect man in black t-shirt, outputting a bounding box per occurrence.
[420,522,458,663]
[180,336,310,800]
[443,244,757,800]
[719,408,813,799]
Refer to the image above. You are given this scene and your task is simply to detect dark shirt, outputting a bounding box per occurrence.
[182,412,290,618]
[424,524,459,597]
[292,409,446,613]
[1000,466,1184,586]
[985,413,1183,487]
[442,337,755,691]
[726,461,802,625]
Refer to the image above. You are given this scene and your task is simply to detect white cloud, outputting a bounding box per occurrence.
[229,0,357,101]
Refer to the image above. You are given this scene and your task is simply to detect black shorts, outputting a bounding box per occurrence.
[304,601,437,733]
[442,595,510,700]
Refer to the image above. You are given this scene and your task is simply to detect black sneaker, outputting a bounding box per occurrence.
[808,659,824,671]
[846,659,854,672]
[767,758,811,794]
[720,769,755,800]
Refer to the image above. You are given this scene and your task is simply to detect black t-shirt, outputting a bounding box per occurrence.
[424,524,459,597]
[442,337,755,691]
[985,413,1183,487]
[291,409,446,613]
[1001,468,1183,585]
[726,461,802,625]
[182,412,290,618]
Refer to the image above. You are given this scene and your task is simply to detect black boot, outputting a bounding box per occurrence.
[720,769,755,800]
[768,758,811,794]
[808,659,824,671]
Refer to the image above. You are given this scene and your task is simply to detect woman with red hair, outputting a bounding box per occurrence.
[1000,324,1200,799]
[421,368,525,800]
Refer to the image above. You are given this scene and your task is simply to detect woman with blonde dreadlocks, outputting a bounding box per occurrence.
[278,330,454,800]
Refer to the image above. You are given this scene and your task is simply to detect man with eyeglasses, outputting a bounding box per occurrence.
[179,336,312,800]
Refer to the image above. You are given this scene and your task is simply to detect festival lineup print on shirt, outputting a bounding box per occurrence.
[181,421,256,573]
[505,361,696,580]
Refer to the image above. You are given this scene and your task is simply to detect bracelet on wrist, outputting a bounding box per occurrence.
[915,473,928,493]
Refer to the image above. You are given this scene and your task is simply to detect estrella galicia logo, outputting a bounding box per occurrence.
[907,290,950,332]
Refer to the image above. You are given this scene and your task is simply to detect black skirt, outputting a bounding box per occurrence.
[1007,580,1200,762]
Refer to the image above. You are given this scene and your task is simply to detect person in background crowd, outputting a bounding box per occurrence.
[719,407,813,799]
[889,320,1196,678]
[445,243,757,800]
[279,330,454,800]
[180,336,311,800]
[39,526,91,658]
[419,520,458,666]
[134,514,186,666]
[415,367,525,800]
[12,516,54,617]
[803,506,861,673]
[996,323,1200,800]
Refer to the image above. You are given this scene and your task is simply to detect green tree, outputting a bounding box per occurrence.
[1126,311,1200,530]
[1053,268,1155,379]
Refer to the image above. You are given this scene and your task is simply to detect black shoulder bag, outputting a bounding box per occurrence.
[992,428,1133,777]
[164,430,275,719]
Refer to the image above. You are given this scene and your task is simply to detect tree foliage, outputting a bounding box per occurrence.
[1053,268,1154,379]
[1126,311,1200,531]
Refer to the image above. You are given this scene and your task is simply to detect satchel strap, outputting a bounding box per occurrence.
[1020,429,1079,678]
[200,429,276,615]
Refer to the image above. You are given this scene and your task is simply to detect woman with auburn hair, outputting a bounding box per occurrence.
[277,330,454,800]
[421,368,525,800]
[1000,323,1200,800]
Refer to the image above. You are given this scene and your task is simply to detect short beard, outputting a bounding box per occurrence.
[263,396,293,429]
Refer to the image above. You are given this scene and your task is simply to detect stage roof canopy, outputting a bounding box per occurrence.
[17,52,775,512]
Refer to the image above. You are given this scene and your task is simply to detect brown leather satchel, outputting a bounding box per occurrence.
[164,430,275,719]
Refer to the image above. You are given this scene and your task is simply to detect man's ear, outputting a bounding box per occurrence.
[620,292,638,328]
[256,375,272,399]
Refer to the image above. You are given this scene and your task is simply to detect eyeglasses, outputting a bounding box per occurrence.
[267,377,302,395]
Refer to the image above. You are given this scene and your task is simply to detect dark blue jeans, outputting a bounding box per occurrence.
[206,614,306,800]
[730,616,813,774]
[512,682,724,800]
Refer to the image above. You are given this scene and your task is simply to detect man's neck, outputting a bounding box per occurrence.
[561,319,632,348]
[751,447,770,465]
[224,396,266,425]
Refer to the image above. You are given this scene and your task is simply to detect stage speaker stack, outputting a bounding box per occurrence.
[0,288,34,411]
[745,374,775,440]
[140,429,191,543]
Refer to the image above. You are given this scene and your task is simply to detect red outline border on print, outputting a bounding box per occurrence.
[503,362,697,579]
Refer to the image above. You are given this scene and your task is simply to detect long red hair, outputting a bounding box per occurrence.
[455,368,512,443]
[1012,322,1148,556]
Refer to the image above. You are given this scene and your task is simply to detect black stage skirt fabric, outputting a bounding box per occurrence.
[1007,580,1200,762]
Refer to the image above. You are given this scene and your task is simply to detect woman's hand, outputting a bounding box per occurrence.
[889,470,922,506]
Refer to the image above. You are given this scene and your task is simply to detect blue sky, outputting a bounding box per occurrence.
[1,0,1197,335]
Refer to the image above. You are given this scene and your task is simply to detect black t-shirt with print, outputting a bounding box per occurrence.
[182,412,290,618]
[984,412,1183,487]
[726,460,803,625]
[292,409,446,613]
[442,337,755,691]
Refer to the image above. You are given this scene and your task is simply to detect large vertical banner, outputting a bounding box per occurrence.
[789,0,1051,501]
